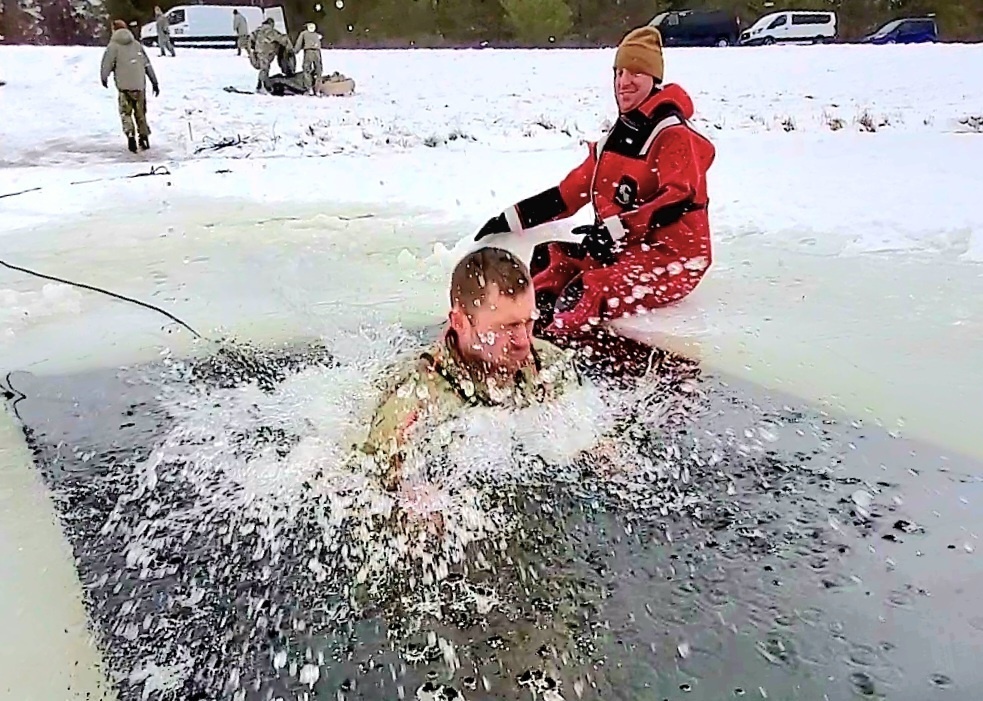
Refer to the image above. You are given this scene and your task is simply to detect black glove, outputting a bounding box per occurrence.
[152,84,160,97]
[572,223,617,266]
[474,213,510,242]
[101,79,108,89]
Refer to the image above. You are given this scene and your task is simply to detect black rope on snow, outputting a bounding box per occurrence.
[69,165,172,186]
[1,372,27,423]
[0,258,209,342]
[0,165,172,200]
[0,187,42,200]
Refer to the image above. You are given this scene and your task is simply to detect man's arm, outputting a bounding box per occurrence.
[476,144,596,240]
[143,50,159,93]
[99,44,117,87]
[360,372,431,491]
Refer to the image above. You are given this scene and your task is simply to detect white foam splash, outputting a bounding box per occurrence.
[0,284,83,343]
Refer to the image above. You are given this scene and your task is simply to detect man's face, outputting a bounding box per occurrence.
[451,285,537,373]
[614,68,654,113]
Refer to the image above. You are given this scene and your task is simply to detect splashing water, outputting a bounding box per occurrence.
[57,317,902,701]
[83,320,715,699]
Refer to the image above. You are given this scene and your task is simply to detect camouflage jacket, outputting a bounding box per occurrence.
[360,332,579,489]
[250,24,289,59]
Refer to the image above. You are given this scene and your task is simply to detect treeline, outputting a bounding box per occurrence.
[3,0,983,46]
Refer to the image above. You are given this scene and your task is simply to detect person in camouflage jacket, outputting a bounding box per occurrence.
[247,17,291,93]
[101,19,160,153]
[360,247,579,492]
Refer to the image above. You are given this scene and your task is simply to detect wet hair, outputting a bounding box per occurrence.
[450,247,530,313]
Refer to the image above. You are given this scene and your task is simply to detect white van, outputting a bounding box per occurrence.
[141,4,287,49]
[740,11,837,45]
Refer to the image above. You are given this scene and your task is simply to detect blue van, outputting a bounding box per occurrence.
[862,17,938,44]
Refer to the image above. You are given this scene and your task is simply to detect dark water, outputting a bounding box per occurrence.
[6,340,983,701]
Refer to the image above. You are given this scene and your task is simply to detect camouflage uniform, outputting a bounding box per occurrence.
[361,332,579,490]
[100,27,159,146]
[248,21,290,92]
[233,11,249,56]
[155,10,175,56]
[293,28,323,93]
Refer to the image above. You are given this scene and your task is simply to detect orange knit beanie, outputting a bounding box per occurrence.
[614,26,665,83]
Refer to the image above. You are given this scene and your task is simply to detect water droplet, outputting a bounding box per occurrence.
[887,589,914,608]
[929,673,952,689]
[847,644,878,667]
[851,490,873,509]
[849,671,876,696]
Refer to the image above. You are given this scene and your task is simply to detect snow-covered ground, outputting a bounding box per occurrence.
[3,43,983,166]
[1,44,982,458]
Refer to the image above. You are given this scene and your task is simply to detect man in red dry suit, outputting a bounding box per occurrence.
[475,26,716,339]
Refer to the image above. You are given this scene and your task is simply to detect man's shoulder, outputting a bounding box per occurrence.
[533,337,573,366]
[370,348,462,419]
[532,338,580,388]
[361,348,462,455]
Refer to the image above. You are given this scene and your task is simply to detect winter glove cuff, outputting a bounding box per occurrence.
[474,213,510,241]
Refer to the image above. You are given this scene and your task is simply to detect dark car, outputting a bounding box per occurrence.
[648,9,742,47]
[862,17,938,44]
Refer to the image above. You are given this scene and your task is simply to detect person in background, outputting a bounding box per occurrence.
[101,19,160,153]
[474,26,716,344]
[154,6,176,57]
[294,22,323,95]
[249,17,291,93]
[359,247,578,492]
[232,9,249,56]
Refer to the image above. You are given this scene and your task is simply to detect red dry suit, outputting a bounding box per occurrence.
[497,84,716,335]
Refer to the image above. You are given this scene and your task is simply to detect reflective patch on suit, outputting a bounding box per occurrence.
[613,176,638,209]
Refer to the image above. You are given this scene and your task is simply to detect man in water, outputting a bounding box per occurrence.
[360,247,579,492]
[474,26,716,339]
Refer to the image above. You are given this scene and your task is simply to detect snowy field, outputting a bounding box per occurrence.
[1,43,983,458]
[1,42,983,700]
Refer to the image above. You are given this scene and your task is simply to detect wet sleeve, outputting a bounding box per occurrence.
[599,128,702,244]
[487,144,596,234]
[360,374,429,490]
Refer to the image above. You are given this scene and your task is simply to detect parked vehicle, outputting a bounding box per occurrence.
[740,10,837,46]
[141,4,287,49]
[861,17,938,44]
[648,9,742,47]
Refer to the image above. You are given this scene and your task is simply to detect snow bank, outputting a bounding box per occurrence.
[1,44,982,167]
